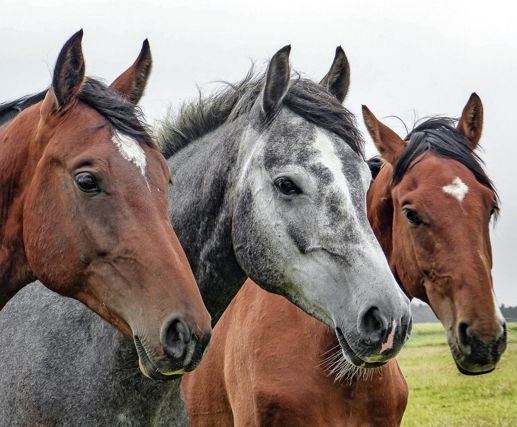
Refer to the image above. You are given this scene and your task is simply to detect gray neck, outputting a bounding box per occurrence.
[166,122,248,324]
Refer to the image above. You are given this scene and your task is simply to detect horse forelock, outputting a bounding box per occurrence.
[392,117,499,218]
[0,78,154,149]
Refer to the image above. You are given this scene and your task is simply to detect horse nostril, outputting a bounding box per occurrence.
[161,316,192,360]
[358,306,389,344]
[458,321,472,354]
[496,322,507,341]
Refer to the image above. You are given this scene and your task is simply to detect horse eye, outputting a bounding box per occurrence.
[75,172,100,194]
[274,177,301,196]
[403,208,422,226]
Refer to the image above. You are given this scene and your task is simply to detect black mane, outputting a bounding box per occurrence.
[0,91,46,127]
[367,156,384,180]
[0,78,153,146]
[158,69,363,158]
[393,117,499,214]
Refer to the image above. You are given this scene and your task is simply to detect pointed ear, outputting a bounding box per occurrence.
[362,105,406,165]
[50,30,85,111]
[457,93,483,149]
[320,46,350,103]
[110,39,152,104]
[262,45,291,117]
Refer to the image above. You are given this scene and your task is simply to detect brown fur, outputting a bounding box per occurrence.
[0,32,211,377]
[183,281,407,427]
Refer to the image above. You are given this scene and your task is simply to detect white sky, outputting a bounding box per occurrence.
[2,0,516,304]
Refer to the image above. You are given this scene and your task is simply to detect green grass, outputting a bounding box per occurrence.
[399,322,517,426]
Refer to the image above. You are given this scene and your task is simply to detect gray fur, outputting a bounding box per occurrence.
[0,59,410,425]
[0,283,186,426]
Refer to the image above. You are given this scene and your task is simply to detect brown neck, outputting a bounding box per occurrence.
[367,162,426,303]
[0,106,41,305]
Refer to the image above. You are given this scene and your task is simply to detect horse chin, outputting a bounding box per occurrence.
[447,333,496,376]
[335,328,387,369]
[134,336,184,381]
[454,360,495,376]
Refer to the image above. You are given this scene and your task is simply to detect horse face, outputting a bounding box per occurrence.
[22,32,211,380]
[364,96,506,375]
[391,155,505,374]
[233,104,411,368]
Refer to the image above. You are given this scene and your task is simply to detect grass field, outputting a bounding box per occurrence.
[398,322,517,427]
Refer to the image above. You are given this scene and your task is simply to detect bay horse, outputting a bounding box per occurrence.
[181,55,507,426]
[0,46,410,425]
[0,31,211,380]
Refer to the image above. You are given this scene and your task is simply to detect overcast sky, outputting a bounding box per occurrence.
[1,0,516,304]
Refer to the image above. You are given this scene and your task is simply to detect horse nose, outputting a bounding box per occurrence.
[458,320,507,360]
[458,322,472,356]
[160,316,192,360]
[496,322,507,342]
[357,306,389,345]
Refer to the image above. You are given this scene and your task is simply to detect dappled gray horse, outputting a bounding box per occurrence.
[0,47,411,425]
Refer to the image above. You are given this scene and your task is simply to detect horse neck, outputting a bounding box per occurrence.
[0,105,41,303]
[167,122,248,324]
[367,163,417,300]
[367,164,394,260]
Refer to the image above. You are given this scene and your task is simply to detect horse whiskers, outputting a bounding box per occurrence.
[319,347,383,384]
[321,343,342,357]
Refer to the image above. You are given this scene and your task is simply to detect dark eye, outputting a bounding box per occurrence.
[403,208,422,225]
[75,172,100,194]
[274,177,301,196]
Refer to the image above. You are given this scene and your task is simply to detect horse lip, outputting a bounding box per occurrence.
[133,336,184,381]
[449,335,497,376]
[455,360,495,376]
[334,328,387,369]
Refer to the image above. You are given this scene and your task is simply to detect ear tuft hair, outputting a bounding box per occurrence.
[320,46,350,103]
[110,39,153,105]
[262,45,291,117]
[457,92,483,149]
[52,29,85,109]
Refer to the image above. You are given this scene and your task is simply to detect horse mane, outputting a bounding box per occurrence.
[0,91,47,127]
[393,117,499,216]
[158,67,364,159]
[0,78,153,146]
[367,156,384,180]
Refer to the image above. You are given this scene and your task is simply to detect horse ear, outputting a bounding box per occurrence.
[110,39,152,105]
[262,45,291,117]
[320,46,350,103]
[362,105,405,165]
[457,93,483,149]
[50,30,85,111]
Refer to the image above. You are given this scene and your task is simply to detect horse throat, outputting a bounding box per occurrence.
[0,110,40,305]
[167,130,247,325]
[367,164,415,301]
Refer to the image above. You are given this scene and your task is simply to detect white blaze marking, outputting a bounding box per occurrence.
[113,132,147,177]
[442,177,469,202]
[312,129,352,205]
[312,128,405,304]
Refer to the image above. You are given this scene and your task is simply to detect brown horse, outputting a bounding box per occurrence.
[182,52,506,425]
[183,281,407,427]
[0,31,211,379]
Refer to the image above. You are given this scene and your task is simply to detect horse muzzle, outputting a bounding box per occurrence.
[449,321,507,375]
[134,317,211,381]
[335,306,412,368]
